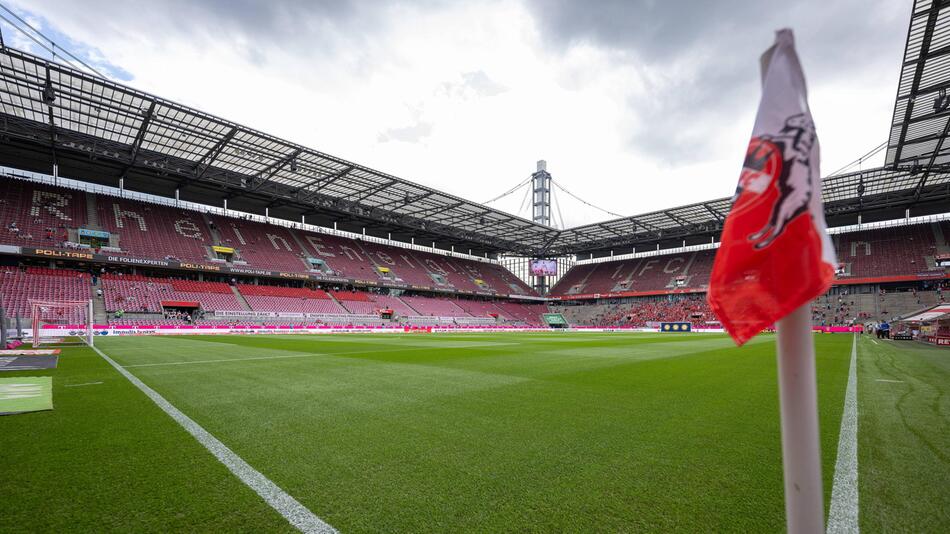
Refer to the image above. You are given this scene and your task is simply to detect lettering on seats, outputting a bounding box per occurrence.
[305,235,335,257]
[376,251,395,265]
[851,241,870,256]
[340,245,363,261]
[611,264,625,279]
[266,233,292,251]
[637,259,659,276]
[463,264,482,278]
[400,254,416,268]
[663,257,685,274]
[425,259,447,275]
[174,219,203,239]
[113,204,147,230]
[231,224,247,245]
[30,191,72,221]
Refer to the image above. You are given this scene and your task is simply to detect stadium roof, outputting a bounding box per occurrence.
[550,165,950,254]
[0,32,949,259]
[0,45,557,256]
[886,0,950,171]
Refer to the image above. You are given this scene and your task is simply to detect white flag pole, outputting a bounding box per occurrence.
[775,303,825,533]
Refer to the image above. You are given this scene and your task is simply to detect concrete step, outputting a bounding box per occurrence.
[932,222,950,254]
[284,226,319,271]
[85,191,101,230]
[204,213,224,246]
[89,279,108,324]
[229,285,253,311]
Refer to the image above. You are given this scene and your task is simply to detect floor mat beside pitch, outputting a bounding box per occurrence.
[0,376,53,415]
[0,356,58,371]
[0,349,61,356]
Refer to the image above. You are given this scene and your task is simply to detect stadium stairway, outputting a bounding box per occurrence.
[85,192,101,230]
[229,285,253,311]
[288,229,313,259]
[90,279,108,324]
[562,263,600,295]
[933,223,947,252]
[204,214,224,247]
[879,290,941,318]
[325,290,347,311]
[353,240,388,280]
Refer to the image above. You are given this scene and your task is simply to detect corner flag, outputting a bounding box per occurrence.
[708,29,835,534]
[707,29,836,346]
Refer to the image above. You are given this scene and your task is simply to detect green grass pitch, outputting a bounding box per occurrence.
[1,332,947,532]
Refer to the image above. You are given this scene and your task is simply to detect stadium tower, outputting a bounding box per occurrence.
[531,160,552,294]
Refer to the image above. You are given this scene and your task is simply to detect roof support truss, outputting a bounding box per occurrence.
[186,127,238,185]
[354,179,399,203]
[402,200,464,218]
[299,165,354,201]
[118,100,156,179]
[703,203,725,221]
[43,65,56,168]
[373,190,434,211]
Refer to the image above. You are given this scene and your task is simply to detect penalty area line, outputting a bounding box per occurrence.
[88,343,336,534]
[827,335,859,533]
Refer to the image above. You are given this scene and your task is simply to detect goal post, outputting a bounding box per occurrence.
[30,299,94,348]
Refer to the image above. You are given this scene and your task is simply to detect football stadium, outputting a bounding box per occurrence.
[1,1,948,532]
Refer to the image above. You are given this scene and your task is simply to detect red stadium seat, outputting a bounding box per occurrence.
[98,197,212,261]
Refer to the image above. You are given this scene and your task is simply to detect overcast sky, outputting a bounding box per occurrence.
[4,0,911,228]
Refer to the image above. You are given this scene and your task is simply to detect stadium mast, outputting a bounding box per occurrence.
[531,160,552,294]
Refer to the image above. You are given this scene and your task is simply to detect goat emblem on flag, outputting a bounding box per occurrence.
[736,114,817,249]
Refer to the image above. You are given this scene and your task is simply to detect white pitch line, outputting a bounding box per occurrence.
[89,343,336,534]
[827,335,859,534]
[64,381,104,387]
[870,339,878,345]
[875,379,903,383]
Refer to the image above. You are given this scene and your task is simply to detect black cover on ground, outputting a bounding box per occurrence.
[0,356,58,371]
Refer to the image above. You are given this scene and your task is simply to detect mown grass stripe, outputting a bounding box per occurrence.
[827,335,859,533]
[89,343,337,534]
[122,346,428,368]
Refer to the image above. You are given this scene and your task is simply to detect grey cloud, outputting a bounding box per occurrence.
[21,0,446,62]
[166,0,453,48]
[524,0,912,163]
[525,0,905,72]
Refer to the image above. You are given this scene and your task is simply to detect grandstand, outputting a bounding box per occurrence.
[1,149,949,331]
[1,166,948,331]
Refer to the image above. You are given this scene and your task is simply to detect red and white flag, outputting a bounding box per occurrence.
[708,29,836,346]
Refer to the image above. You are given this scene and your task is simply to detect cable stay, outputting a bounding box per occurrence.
[827,141,886,177]
[0,2,106,78]
[482,176,532,205]
[551,179,625,219]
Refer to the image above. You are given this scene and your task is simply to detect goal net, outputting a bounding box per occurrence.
[30,300,94,348]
